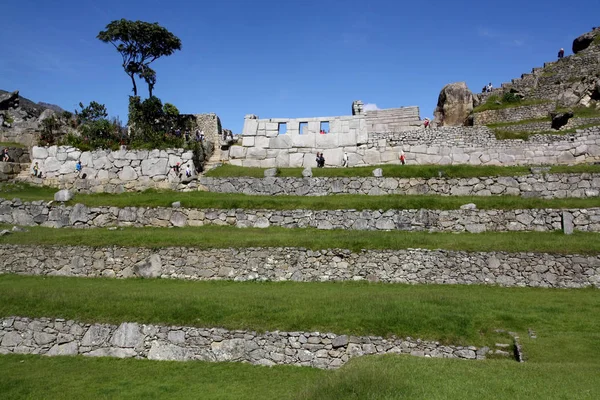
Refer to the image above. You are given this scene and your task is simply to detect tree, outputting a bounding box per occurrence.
[75,101,108,125]
[97,19,182,97]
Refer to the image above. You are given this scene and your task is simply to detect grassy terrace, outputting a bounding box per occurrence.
[2,226,600,254]
[2,354,598,400]
[1,354,598,399]
[1,275,599,360]
[204,163,600,178]
[1,183,600,211]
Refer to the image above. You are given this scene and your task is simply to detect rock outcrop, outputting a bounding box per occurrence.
[433,82,474,126]
[572,27,600,54]
[0,89,68,147]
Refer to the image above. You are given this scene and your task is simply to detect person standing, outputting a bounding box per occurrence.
[2,148,9,162]
[32,162,40,177]
[342,152,349,167]
[319,153,325,168]
[558,48,565,59]
[399,150,406,165]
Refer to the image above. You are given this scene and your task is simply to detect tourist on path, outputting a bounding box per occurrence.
[558,48,565,59]
[32,162,40,177]
[342,152,348,167]
[399,150,406,165]
[2,148,9,162]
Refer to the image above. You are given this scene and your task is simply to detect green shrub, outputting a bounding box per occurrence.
[502,92,521,104]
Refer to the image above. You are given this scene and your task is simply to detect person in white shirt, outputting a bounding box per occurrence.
[342,152,348,167]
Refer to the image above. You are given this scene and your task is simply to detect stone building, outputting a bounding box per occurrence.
[231,102,422,167]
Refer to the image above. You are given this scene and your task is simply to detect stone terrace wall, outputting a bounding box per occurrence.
[473,103,556,126]
[2,245,598,288]
[199,173,600,198]
[368,126,600,166]
[231,125,600,167]
[1,199,599,232]
[0,317,486,368]
[29,146,197,192]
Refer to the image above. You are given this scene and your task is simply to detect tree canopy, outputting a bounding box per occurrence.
[97,19,181,97]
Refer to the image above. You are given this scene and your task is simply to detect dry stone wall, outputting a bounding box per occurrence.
[0,317,486,368]
[473,104,555,126]
[200,173,600,198]
[231,124,600,167]
[1,245,598,288]
[1,199,599,232]
[29,146,197,193]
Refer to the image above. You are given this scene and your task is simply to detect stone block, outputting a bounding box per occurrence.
[255,136,270,148]
[289,153,304,167]
[269,135,292,149]
[315,133,338,149]
[322,148,344,166]
[242,137,255,147]
[54,189,74,202]
[247,148,267,160]
[363,150,381,165]
[339,130,357,147]
[292,133,315,148]
[276,152,290,167]
[260,158,277,168]
[229,146,246,159]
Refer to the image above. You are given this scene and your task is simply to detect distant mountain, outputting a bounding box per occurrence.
[38,102,66,113]
[0,89,66,116]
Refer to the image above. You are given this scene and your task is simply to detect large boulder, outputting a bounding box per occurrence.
[0,91,19,110]
[572,28,599,54]
[433,82,474,126]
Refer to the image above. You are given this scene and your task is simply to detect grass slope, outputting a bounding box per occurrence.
[1,354,598,400]
[2,226,600,254]
[204,163,600,178]
[1,275,599,363]
[1,183,600,210]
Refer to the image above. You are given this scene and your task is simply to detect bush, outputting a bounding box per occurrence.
[502,92,521,104]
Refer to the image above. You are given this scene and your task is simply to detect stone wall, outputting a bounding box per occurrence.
[2,244,598,288]
[473,103,556,126]
[28,146,198,193]
[231,124,600,167]
[199,173,600,198]
[1,199,599,232]
[0,317,486,368]
[189,113,222,144]
[235,107,422,168]
[0,163,26,182]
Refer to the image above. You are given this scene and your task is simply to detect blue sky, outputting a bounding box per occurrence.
[2,0,599,133]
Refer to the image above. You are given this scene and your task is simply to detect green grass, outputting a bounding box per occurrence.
[299,355,600,400]
[204,163,600,179]
[1,354,598,399]
[3,182,600,210]
[1,275,599,362]
[0,141,26,149]
[473,97,550,113]
[494,122,600,140]
[3,226,600,254]
[486,116,551,128]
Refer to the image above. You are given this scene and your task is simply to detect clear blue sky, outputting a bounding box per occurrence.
[2,0,599,133]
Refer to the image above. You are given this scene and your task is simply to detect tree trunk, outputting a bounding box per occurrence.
[129,73,138,96]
